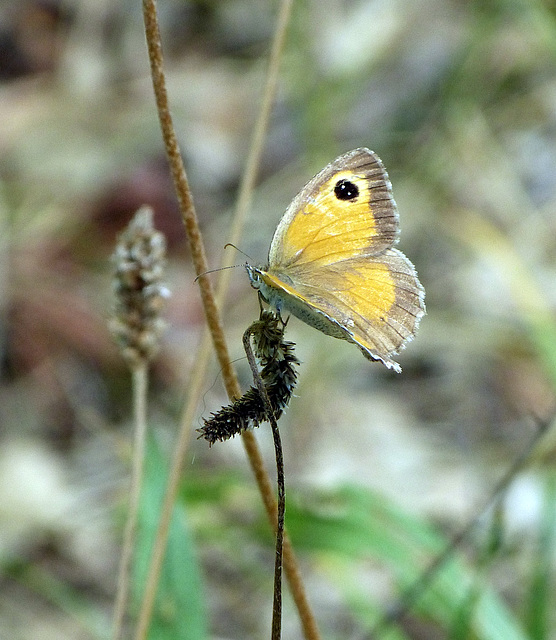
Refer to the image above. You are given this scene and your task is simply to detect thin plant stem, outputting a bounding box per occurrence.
[134,0,293,621]
[243,323,286,640]
[142,0,234,387]
[216,0,294,287]
[112,363,148,640]
[132,340,209,640]
[139,1,321,639]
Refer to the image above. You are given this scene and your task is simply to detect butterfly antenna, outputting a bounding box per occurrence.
[194,263,243,282]
[224,243,253,261]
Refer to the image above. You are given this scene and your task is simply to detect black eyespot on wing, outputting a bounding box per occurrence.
[334,178,359,201]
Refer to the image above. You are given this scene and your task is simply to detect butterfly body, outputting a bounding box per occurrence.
[246,148,425,372]
[246,265,349,340]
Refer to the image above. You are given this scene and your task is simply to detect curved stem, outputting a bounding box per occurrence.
[243,325,285,640]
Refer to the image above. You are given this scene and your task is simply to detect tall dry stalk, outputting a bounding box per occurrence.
[136,1,321,639]
[109,206,168,640]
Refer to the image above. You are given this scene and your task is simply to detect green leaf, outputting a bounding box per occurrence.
[283,484,528,640]
[525,473,556,640]
[133,436,207,640]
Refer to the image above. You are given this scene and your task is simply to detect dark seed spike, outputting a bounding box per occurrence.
[198,310,300,445]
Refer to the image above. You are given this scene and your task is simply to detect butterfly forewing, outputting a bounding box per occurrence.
[268,148,399,270]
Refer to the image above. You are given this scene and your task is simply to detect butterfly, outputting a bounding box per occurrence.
[246,148,425,372]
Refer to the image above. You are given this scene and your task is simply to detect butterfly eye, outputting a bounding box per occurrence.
[334,178,359,201]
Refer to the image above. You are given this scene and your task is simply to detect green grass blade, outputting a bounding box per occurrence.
[133,436,207,640]
[525,473,556,640]
[284,484,528,640]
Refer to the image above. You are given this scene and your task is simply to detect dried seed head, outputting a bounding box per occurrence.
[198,310,299,445]
[109,206,169,367]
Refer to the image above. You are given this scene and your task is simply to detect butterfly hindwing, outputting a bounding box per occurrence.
[260,249,424,371]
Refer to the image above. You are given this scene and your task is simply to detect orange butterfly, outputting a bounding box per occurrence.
[246,148,425,372]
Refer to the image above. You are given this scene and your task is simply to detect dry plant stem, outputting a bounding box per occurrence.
[217,0,294,288]
[371,416,552,637]
[133,347,209,640]
[140,2,320,640]
[243,325,285,640]
[239,429,322,640]
[142,0,234,388]
[112,364,148,640]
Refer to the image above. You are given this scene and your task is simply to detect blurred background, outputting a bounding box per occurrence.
[1,0,556,638]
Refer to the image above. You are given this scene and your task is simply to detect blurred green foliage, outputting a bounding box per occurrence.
[1,0,556,638]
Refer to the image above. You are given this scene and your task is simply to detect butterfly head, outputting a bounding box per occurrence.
[246,263,276,303]
[246,263,285,312]
[245,263,263,290]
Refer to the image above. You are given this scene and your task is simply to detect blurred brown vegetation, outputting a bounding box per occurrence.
[1,0,556,638]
